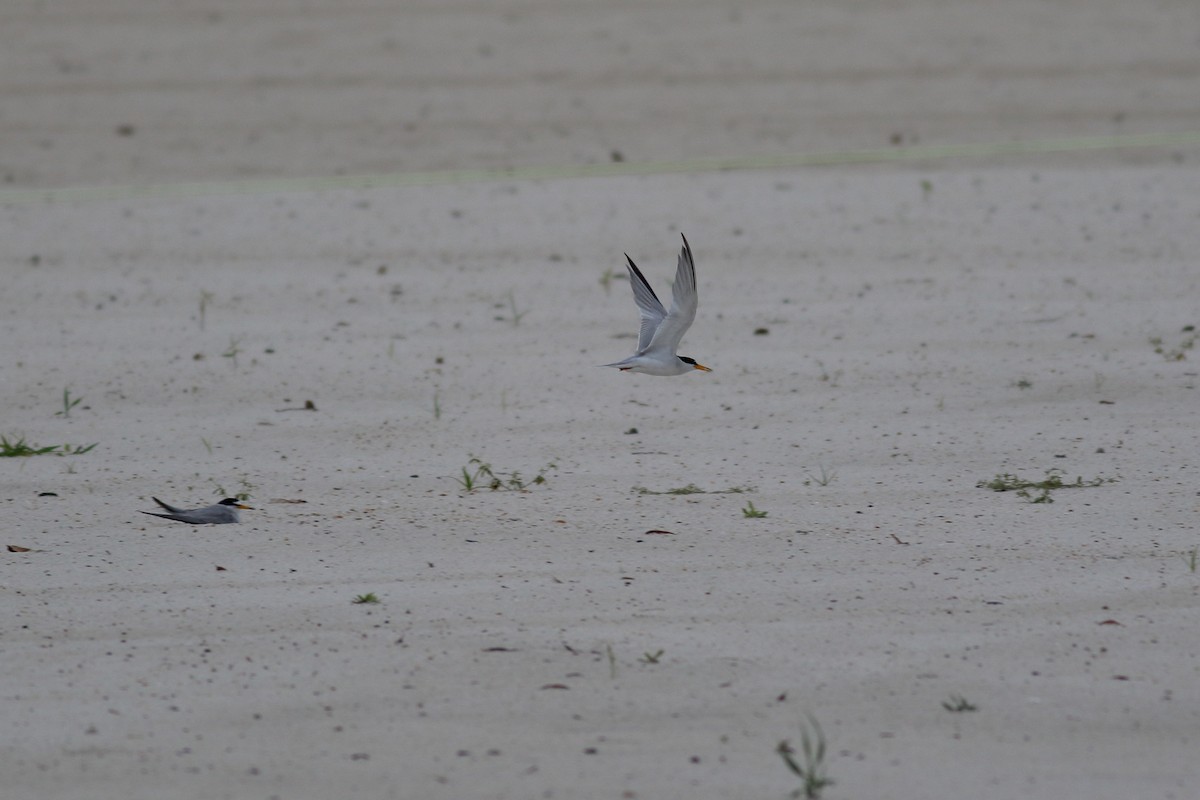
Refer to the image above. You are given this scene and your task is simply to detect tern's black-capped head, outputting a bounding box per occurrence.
[219,498,254,509]
[679,356,712,372]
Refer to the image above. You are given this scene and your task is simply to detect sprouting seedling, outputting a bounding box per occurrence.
[506,292,529,326]
[201,437,213,455]
[352,593,380,604]
[804,464,837,487]
[56,388,83,418]
[222,336,244,365]
[639,650,664,664]
[814,360,842,386]
[1182,547,1198,573]
[198,290,215,330]
[942,694,978,713]
[606,643,617,679]
[742,501,768,518]
[456,462,478,492]
[777,713,834,800]
[433,391,442,420]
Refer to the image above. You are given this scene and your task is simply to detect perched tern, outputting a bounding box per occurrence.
[139,497,253,525]
[604,233,712,376]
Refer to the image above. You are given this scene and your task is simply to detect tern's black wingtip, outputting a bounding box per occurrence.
[624,253,647,280]
[680,232,693,260]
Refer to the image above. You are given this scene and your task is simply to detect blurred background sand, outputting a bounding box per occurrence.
[3,0,1199,189]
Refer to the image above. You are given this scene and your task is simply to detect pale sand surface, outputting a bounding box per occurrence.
[3,3,1200,800]
[4,0,1200,188]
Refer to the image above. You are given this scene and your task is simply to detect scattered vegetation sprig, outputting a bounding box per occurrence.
[942,694,978,712]
[0,435,97,458]
[1182,547,1198,574]
[777,713,834,800]
[1150,325,1195,361]
[222,335,244,365]
[742,501,768,518]
[211,477,255,501]
[977,469,1116,503]
[198,289,214,330]
[500,292,529,326]
[804,464,837,487]
[56,388,83,418]
[455,457,555,492]
[634,484,752,496]
[639,649,664,664]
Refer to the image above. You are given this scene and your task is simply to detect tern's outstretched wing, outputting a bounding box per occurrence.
[152,497,186,513]
[645,234,698,355]
[140,510,189,522]
[140,504,237,524]
[625,255,668,354]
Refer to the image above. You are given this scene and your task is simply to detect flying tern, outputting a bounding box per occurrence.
[604,233,712,376]
[139,497,253,525]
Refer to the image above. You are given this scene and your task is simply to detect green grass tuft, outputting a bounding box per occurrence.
[777,713,834,800]
[1,435,97,457]
[742,501,768,518]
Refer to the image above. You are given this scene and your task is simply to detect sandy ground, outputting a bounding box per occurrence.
[3,2,1200,799]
